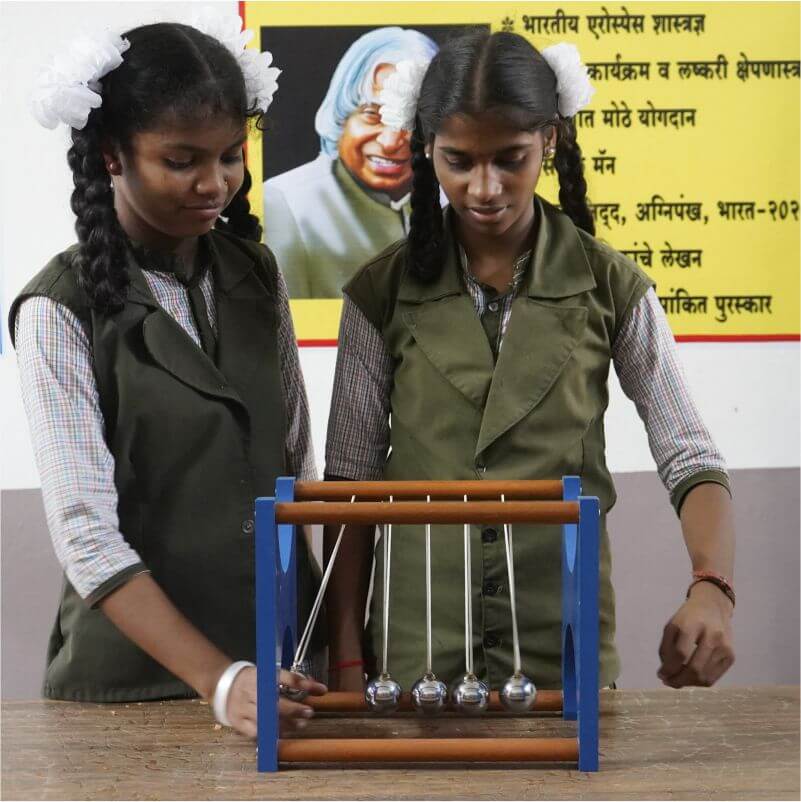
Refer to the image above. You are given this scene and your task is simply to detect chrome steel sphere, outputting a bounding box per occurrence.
[411,673,448,715]
[279,667,309,702]
[365,673,402,714]
[450,673,490,715]
[499,672,537,712]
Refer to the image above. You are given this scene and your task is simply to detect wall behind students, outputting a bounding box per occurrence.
[1,2,798,699]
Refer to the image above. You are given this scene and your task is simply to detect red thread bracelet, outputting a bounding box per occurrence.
[329,659,365,672]
[687,570,736,608]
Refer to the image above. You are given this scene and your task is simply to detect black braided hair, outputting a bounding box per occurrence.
[408,29,594,281]
[67,22,265,313]
[406,122,444,282]
[68,116,130,313]
[216,165,262,241]
[554,117,594,236]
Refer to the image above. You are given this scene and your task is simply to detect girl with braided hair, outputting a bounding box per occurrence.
[324,30,735,695]
[10,16,326,737]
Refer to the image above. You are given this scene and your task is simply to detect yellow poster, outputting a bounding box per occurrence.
[243,1,800,342]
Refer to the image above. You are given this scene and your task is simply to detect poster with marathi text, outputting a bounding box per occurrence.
[243,1,800,343]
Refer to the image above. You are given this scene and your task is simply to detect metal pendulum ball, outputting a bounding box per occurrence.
[411,496,448,715]
[280,496,357,703]
[451,494,490,715]
[365,496,403,713]
[498,494,537,713]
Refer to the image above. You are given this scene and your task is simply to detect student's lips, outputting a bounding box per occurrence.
[467,205,509,223]
[184,205,224,220]
[366,155,409,176]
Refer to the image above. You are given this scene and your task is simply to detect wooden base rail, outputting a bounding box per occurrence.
[294,480,565,501]
[275,500,579,525]
[278,737,580,763]
[308,690,563,713]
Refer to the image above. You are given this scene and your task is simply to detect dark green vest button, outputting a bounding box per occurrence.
[483,581,500,596]
[483,634,500,649]
[482,527,498,543]
[242,519,254,534]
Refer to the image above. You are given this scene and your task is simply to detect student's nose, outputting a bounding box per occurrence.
[467,165,502,204]
[376,126,408,153]
[195,164,228,199]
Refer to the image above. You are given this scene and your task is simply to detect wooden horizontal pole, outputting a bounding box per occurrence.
[278,737,579,763]
[275,501,579,526]
[307,690,563,713]
[294,480,564,501]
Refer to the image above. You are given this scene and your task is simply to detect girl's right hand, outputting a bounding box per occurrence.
[225,666,327,738]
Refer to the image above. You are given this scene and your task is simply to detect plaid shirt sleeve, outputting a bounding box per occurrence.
[276,270,318,481]
[612,288,730,512]
[14,297,147,604]
[325,295,393,480]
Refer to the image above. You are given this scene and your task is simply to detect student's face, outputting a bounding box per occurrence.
[338,63,413,200]
[108,114,246,249]
[431,112,556,241]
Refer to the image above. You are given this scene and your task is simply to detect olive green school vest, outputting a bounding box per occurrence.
[344,197,654,691]
[10,231,317,702]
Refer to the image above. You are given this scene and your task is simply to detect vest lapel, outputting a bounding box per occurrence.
[475,198,597,457]
[398,232,494,409]
[211,234,279,402]
[126,244,245,407]
[475,298,587,456]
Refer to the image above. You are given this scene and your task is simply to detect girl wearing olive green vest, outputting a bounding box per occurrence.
[324,31,735,694]
[12,18,326,739]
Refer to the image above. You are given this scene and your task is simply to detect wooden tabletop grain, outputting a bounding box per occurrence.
[1,686,798,800]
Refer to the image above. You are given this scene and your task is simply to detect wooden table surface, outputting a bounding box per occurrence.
[2,686,798,800]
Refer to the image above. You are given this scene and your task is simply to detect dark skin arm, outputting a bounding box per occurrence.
[99,572,326,736]
[658,482,735,687]
[322,475,375,691]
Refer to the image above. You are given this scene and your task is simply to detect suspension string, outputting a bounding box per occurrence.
[293,495,357,668]
[501,493,522,674]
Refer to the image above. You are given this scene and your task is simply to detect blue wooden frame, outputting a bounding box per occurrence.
[255,476,600,772]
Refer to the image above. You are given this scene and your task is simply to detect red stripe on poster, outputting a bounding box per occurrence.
[675,334,800,343]
[297,334,800,348]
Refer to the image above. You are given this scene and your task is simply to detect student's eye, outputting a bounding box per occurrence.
[164,158,192,170]
[222,151,243,165]
[445,159,469,171]
[496,156,526,170]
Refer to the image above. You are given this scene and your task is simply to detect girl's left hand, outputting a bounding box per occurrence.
[657,581,735,688]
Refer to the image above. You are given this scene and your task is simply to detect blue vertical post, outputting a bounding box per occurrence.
[275,477,298,671]
[561,476,581,722]
[255,496,278,772]
[576,495,600,772]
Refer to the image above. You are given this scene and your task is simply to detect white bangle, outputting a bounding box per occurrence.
[212,660,255,727]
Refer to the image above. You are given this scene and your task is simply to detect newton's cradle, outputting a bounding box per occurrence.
[255,477,600,771]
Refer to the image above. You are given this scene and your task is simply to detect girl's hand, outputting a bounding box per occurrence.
[223,666,327,738]
[278,669,327,734]
[657,581,735,688]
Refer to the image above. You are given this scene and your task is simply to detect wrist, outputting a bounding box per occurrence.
[212,660,255,726]
[199,656,237,701]
[687,574,735,614]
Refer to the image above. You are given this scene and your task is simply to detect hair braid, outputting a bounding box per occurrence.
[217,166,262,242]
[406,122,444,283]
[554,117,594,236]
[67,119,130,313]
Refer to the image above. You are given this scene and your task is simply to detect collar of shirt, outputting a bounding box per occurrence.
[129,235,213,288]
[458,245,531,309]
